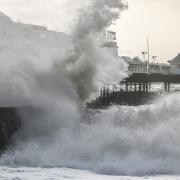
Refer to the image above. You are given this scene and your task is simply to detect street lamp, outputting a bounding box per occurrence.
[152,56,157,64]
[142,51,147,62]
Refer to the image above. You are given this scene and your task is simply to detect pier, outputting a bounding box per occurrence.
[88,38,180,108]
[86,32,180,108]
[88,65,180,108]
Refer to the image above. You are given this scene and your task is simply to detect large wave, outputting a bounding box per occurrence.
[1,94,180,176]
[1,0,180,176]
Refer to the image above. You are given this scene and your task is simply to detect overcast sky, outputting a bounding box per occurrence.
[116,0,180,62]
[0,0,179,62]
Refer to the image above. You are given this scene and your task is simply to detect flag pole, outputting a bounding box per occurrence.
[147,36,150,73]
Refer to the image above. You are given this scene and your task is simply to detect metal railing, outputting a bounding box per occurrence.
[128,64,173,75]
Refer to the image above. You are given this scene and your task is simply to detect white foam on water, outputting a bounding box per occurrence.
[0,166,180,180]
[1,0,180,177]
[1,93,180,176]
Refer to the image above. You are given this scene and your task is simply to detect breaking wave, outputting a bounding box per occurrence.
[1,93,180,176]
[0,0,180,177]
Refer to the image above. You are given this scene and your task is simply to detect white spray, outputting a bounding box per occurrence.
[1,0,180,177]
[0,0,127,162]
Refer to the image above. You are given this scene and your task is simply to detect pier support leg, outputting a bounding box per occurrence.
[106,88,110,104]
[164,82,167,92]
[143,82,146,92]
[149,82,151,92]
[126,82,128,92]
[130,83,133,92]
[139,83,142,92]
[134,83,137,92]
[146,82,149,92]
[102,88,106,103]
[168,82,170,92]
[164,82,170,92]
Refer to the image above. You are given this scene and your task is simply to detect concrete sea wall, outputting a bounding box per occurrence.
[0,107,21,152]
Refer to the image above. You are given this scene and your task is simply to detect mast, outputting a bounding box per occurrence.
[147,37,150,73]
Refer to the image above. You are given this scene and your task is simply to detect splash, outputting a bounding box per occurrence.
[2,93,180,176]
[0,0,127,163]
[1,0,180,177]
[55,0,128,100]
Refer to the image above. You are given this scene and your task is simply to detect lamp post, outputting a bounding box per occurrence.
[152,56,157,64]
[147,37,150,73]
[142,51,147,62]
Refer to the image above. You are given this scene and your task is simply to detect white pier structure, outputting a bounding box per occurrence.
[122,54,180,75]
[97,31,180,76]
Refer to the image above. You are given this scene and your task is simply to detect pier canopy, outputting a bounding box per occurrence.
[168,54,180,74]
[0,12,12,22]
[121,56,172,75]
[168,53,180,67]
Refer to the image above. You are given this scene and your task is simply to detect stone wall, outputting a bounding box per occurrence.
[0,107,21,152]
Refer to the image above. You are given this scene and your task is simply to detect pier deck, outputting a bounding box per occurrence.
[88,72,180,108]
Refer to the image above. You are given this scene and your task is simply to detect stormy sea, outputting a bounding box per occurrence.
[0,0,180,179]
[1,100,180,180]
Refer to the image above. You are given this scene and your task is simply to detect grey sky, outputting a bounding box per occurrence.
[0,0,179,62]
[116,0,180,62]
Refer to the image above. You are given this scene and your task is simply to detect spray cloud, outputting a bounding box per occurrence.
[1,1,180,177]
[55,0,128,100]
[10,1,180,177]
[0,0,128,142]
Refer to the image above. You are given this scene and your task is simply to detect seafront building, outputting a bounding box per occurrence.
[122,56,171,75]
[0,12,72,49]
[123,55,180,75]
[96,26,180,75]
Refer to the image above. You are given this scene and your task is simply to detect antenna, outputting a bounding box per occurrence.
[147,37,150,73]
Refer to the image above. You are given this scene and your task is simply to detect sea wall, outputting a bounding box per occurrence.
[0,107,21,152]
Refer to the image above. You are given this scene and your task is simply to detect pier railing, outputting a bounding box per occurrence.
[128,64,171,75]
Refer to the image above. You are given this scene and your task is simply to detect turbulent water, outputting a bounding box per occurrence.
[1,98,180,179]
[0,167,180,180]
[0,0,180,179]
[1,94,180,178]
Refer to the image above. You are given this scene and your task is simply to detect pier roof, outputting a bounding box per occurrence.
[168,53,180,64]
[122,56,144,65]
[0,12,12,22]
[122,56,133,64]
[133,57,144,64]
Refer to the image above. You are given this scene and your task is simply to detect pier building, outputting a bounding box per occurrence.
[97,30,119,56]
[89,34,180,107]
